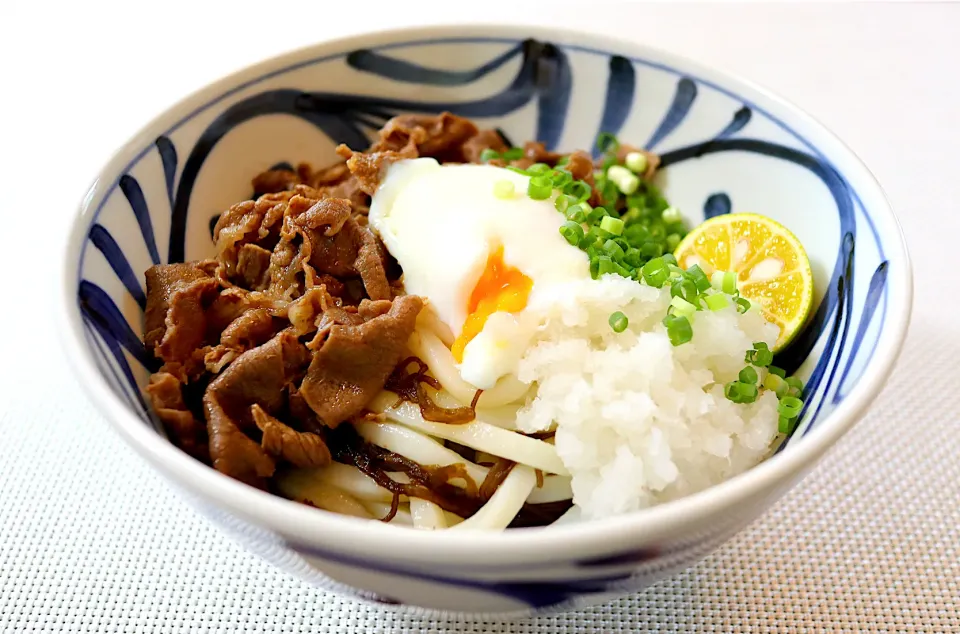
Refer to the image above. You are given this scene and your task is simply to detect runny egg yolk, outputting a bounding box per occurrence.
[451,246,532,362]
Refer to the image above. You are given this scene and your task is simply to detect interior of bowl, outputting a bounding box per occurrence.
[71,30,900,523]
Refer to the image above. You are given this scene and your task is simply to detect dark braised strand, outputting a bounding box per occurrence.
[535,469,544,489]
[479,459,516,502]
[385,356,478,424]
[380,490,401,523]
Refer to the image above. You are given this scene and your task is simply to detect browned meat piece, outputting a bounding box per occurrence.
[269,197,391,301]
[371,112,479,161]
[213,192,293,281]
[252,168,300,195]
[300,295,422,427]
[235,243,273,290]
[145,372,208,460]
[204,308,279,374]
[252,404,331,469]
[461,129,509,163]
[205,287,288,335]
[337,142,419,196]
[144,262,220,365]
[305,161,350,187]
[563,150,595,182]
[203,330,311,487]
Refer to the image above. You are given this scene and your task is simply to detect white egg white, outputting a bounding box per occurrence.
[368,158,590,389]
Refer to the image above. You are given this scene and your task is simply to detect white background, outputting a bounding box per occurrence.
[1,2,958,632]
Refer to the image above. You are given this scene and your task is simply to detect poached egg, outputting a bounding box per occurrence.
[369,158,590,389]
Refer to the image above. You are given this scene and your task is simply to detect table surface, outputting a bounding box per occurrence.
[2,2,958,632]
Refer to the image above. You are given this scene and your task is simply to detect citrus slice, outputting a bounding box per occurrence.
[674,213,813,351]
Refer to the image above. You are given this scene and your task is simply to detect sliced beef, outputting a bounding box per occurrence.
[145,372,208,461]
[299,295,422,428]
[270,197,391,301]
[252,168,300,196]
[202,330,311,487]
[371,112,479,161]
[337,142,418,196]
[204,308,279,374]
[235,243,273,290]
[144,262,220,365]
[213,192,292,279]
[252,404,331,469]
[461,129,509,163]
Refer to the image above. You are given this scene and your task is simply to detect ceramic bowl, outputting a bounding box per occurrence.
[59,24,912,617]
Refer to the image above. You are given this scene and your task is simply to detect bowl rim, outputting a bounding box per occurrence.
[59,21,913,567]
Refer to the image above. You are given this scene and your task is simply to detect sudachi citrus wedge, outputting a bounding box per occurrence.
[674,213,813,351]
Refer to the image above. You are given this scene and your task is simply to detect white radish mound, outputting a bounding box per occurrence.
[515,275,782,520]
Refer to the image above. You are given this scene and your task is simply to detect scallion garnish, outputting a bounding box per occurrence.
[527,175,553,200]
[502,147,524,161]
[705,293,730,311]
[735,296,751,313]
[493,179,515,199]
[739,366,759,385]
[661,206,682,224]
[777,396,803,419]
[596,132,620,154]
[663,314,693,346]
[559,221,584,246]
[609,311,629,333]
[600,216,624,236]
[625,151,648,174]
[479,148,500,163]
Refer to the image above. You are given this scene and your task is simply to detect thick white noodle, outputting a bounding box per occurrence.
[430,390,523,431]
[279,477,373,519]
[444,511,465,526]
[354,421,489,488]
[450,466,537,531]
[409,499,448,530]
[370,393,569,476]
[281,463,398,503]
[410,330,532,407]
[526,475,574,504]
[361,501,414,526]
[416,306,455,347]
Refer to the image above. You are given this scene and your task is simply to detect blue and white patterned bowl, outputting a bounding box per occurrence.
[59,25,912,617]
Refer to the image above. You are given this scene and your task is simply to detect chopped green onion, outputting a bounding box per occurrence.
[663,314,693,346]
[735,296,751,313]
[745,342,773,367]
[661,206,682,223]
[722,272,738,294]
[641,257,669,287]
[785,377,804,394]
[479,148,500,162]
[527,175,553,200]
[502,147,524,161]
[625,151,648,174]
[624,224,650,245]
[555,155,570,167]
[725,381,759,404]
[596,256,619,277]
[768,366,786,378]
[671,278,698,304]
[493,179,515,199]
[527,163,551,175]
[670,296,697,318]
[554,194,573,213]
[609,311,629,333]
[506,166,529,176]
[551,169,573,188]
[624,248,642,268]
[603,239,625,260]
[685,265,711,293]
[711,270,725,291]
[586,206,608,225]
[600,216,625,236]
[763,373,785,392]
[566,206,587,223]
[640,241,663,258]
[565,181,592,202]
[666,233,681,251]
[778,416,797,434]
[596,132,619,154]
[705,293,730,311]
[559,221,584,246]
[778,396,803,419]
[739,366,759,385]
[661,253,678,267]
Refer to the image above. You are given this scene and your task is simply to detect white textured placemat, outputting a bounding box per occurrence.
[2,2,959,632]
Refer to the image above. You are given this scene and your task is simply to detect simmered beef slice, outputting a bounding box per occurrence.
[269,197,391,301]
[370,113,479,162]
[252,404,331,469]
[214,191,295,279]
[204,308,280,374]
[146,372,207,461]
[300,295,422,427]
[461,129,509,163]
[235,243,273,290]
[144,262,220,365]
[252,168,300,196]
[203,330,311,487]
